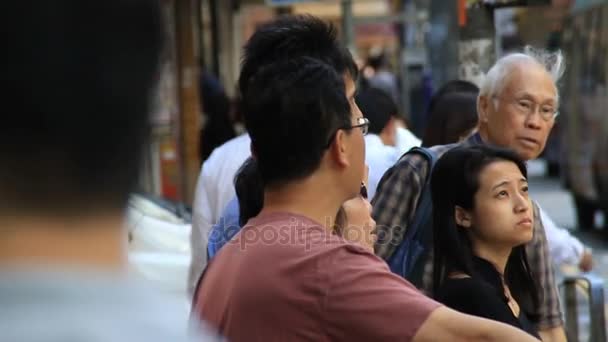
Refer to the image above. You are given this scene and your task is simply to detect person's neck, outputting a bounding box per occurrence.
[472,241,512,276]
[0,214,127,271]
[379,131,394,147]
[477,126,491,144]
[260,175,345,231]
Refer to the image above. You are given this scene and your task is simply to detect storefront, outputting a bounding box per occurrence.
[140,0,202,205]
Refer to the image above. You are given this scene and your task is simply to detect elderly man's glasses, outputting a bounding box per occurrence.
[495,96,558,121]
[325,117,370,148]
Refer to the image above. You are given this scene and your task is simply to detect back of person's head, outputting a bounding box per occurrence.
[366,51,389,71]
[422,92,478,147]
[200,85,235,162]
[234,158,264,226]
[435,80,479,96]
[430,145,539,321]
[426,80,478,116]
[355,87,397,135]
[243,57,352,188]
[1,1,162,216]
[238,15,358,98]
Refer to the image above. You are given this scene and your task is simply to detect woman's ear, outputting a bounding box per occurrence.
[454,206,472,228]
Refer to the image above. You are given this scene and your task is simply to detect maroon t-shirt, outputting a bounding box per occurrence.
[193,212,441,341]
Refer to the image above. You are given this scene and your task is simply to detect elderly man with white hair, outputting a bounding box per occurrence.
[372,47,568,341]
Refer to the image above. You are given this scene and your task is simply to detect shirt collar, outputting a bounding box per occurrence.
[471,256,509,302]
[461,132,484,147]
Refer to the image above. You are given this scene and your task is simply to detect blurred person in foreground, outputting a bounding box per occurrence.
[373,47,568,341]
[192,15,540,342]
[0,2,217,341]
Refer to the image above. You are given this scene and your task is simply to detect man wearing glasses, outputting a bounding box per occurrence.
[193,16,542,342]
[373,47,569,341]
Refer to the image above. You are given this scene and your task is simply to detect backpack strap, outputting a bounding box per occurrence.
[387,146,438,287]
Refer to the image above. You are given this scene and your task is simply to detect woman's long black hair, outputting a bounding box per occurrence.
[234,157,264,226]
[430,145,540,322]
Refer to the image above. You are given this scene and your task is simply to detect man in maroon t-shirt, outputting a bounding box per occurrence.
[192,16,539,342]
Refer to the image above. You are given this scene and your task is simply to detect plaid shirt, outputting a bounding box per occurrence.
[372,134,564,329]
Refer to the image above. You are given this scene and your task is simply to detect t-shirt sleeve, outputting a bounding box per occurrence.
[322,245,442,341]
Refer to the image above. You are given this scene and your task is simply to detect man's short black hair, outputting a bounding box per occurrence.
[1,1,162,215]
[243,57,351,187]
[355,87,397,135]
[239,15,358,97]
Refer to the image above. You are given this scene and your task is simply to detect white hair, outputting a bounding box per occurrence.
[479,46,565,106]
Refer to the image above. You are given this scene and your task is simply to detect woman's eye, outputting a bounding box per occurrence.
[522,186,529,193]
[497,190,508,198]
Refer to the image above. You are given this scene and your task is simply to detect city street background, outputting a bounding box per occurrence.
[528,159,607,341]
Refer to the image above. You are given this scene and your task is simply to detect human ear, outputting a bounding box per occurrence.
[331,129,350,167]
[477,95,490,124]
[455,206,472,228]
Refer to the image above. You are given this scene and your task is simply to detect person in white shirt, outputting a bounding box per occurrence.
[187,133,251,297]
[355,87,421,199]
[539,206,593,271]
[396,124,423,153]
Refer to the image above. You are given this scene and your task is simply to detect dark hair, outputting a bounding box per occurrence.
[238,15,358,98]
[234,157,264,226]
[200,73,236,162]
[367,52,389,71]
[355,87,397,135]
[1,1,162,215]
[422,92,478,147]
[243,57,351,187]
[430,145,539,322]
[431,80,479,101]
[234,157,352,234]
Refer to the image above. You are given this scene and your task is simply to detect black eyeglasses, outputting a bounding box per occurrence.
[325,117,370,148]
[351,117,370,135]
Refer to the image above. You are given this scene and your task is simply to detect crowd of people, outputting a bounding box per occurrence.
[2,2,595,341]
[188,14,600,342]
[189,14,582,342]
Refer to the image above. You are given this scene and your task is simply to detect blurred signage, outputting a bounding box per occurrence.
[481,0,551,6]
[266,0,324,6]
[572,0,607,12]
